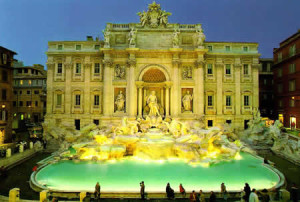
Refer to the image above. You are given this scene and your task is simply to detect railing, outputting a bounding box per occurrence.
[112,24,130,29]
[179,24,196,29]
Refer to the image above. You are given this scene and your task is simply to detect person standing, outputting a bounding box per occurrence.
[190,190,197,202]
[291,183,299,202]
[166,183,175,199]
[244,183,251,202]
[179,183,186,198]
[140,181,145,200]
[197,190,205,202]
[94,182,101,200]
[209,191,216,202]
[249,189,259,202]
[221,183,228,201]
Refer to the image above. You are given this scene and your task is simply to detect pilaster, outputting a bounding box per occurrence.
[64,62,72,114]
[216,61,223,115]
[234,61,242,115]
[194,59,205,116]
[171,58,181,117]
[127,57,137,118]
[103,58,113,117]
[84,63,92,114]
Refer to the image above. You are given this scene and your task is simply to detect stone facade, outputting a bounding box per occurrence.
[12,63,47,128]
[0,46,16,143]
[273,30,300,129]
[45,2,260,130]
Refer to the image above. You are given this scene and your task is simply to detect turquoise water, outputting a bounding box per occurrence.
[35,152,280,192]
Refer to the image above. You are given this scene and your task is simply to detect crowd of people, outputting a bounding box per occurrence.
[82,181,298,202]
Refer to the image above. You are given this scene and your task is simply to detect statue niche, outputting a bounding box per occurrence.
[143,90,164,118]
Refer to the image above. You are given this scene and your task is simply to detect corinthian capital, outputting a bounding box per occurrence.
[194,59,206,67]
[172,59,181,65]
[103,59,113,67]
[127,59,136,67]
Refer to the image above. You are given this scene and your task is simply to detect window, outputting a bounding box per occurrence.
[278,52,282,62]
[226,96,231,106]
[95,45,100,50]
[263,94,267,100]
[226,120,232,124]
[289,80,296,91]
[75,95,81,106]
[35,101,38,107]
[225,64,231,75]
[57,44,63,50]
[57,94,62,106]
[278,84,283,93]
[207,96,213,106]
[28,80,32,85]
[94,119,99,125]
[243,46,248,52]
[278,100,283,108]
[1,89,6,100]
[244,95,249,106]
[17,69,22,74]
[207,46,213,51]
[20,80,23,85]
[207,64,213,75]
[19,101,23,106]
[289,44,296,57]
[94,63,100,74]
[75,45,81,50]
[94,95,100,106]
[290,99,295,107]
[75,119,80,130]
[26,101,32,107]
[289,64,296,74]
[76,63,81,74]
[2,70,7,81]
[278,68,282,77]
[244,120,250,129]
[34,90,39,94]
[13,101,16,107]
[243,64,249,75]
[27,90,31,95]
[263,79,267,85]
[207,120,213,127]
[262,63,268,72]
[57,63,63,74]
[2,53,7,64]
[13,90,17,95]
[225,46,231,51]
[24,69,28,73]
[19,90,22,95]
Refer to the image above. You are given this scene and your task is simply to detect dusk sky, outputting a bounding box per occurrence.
[1,0,300,67]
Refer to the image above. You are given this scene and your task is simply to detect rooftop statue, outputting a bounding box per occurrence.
[196,25,206,48]
[137,1,171,28]
[128,27,137,46]
[102,27,111,48]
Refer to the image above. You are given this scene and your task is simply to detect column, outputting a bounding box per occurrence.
[171,59,180,117]
[64,63,72,114]
[127,59,137,117]
[103,59,113,116]
[84,62,91,114]
[165,86,170,117]
[252,64,260,111]
[216,63,223,115]
[138,86,143,117]
[194,59,205,116]
[234,63,241,115]
[46,63,55,115]
[160,88,164,107]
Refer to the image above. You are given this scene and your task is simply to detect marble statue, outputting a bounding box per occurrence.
[173,29,180,47]
[137,2,171,28]
[146,91,160,117]
[182,66,192,79]
[182,91,193,112]
[196,26,205,47]
[103,28,111,48]
[115,91,125,112]
[115,64,125,79]
[128,28,137,46]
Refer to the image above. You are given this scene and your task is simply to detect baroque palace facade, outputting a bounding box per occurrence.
[45,2,260,129]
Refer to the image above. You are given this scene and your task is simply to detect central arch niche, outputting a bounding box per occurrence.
[142,68,166,83]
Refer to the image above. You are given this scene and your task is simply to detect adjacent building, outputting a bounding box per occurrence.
[12,63,47,129]
[259,58,275,119]
[45,2,260,130]
[273,30,300,129]
[0,46,16,144]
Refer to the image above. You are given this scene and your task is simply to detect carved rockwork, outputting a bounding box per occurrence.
[137,2,171,28]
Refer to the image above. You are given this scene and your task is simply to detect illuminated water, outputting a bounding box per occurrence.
[35,152,280,192]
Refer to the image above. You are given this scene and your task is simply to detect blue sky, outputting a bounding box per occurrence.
[0,0,299,67]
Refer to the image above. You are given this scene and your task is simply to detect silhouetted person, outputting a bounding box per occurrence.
[166,183,175,199]
[244,183,251,202]
[260,189,270,202]
[94,182,100,200]
[209,191,216,202]
[140,181,145,200]
[291,183,299,202]
[190,190,196,202]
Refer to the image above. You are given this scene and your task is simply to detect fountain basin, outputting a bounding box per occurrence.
[31,152,284,193]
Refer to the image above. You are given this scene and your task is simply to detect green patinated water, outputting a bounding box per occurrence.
[35,152,280,192]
